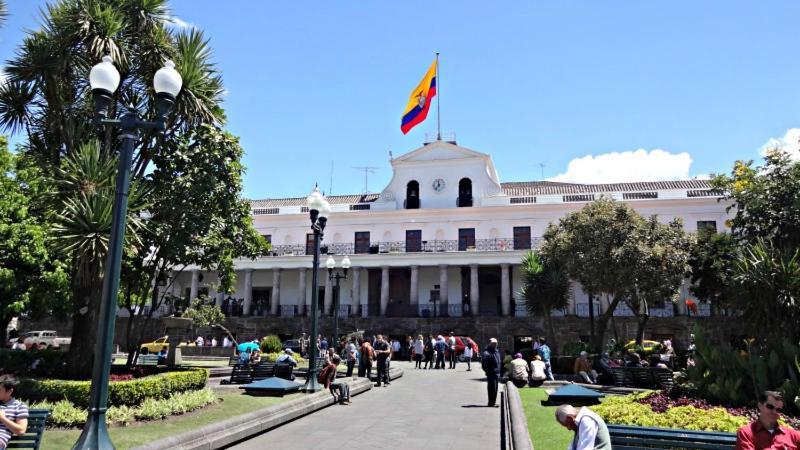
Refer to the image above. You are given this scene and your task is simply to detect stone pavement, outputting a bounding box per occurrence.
[228,360,501,450]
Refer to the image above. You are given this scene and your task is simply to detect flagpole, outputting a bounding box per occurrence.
[436,52,441,141]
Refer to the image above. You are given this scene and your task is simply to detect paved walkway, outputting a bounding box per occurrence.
[229,361,501,450]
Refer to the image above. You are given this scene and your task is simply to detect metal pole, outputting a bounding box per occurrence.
[333,274,340,353]
[303,224,323,392]
[73,123,136,450]
[435,52,441,141]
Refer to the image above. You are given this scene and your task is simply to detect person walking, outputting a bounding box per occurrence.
[345,338,358,377]
[358,341,374,379]
[462,340,473,371]
[537,336,555,381]
[374,335,391,387]
[407,335,414,362]
[423,335,435,369]
[481,338,501,407]
[448,332,457,369]
[413,335,425,369]
[555,404,612,449]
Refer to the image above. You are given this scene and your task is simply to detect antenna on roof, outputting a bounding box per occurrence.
[539,162,546,180]
[352,166,379,194]
[329,160,334,195]
[389,149,393,160]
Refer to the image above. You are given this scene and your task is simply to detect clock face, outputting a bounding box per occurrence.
[432,178,446,192]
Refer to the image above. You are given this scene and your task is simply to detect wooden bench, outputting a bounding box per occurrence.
[221,364,253,384]
[608,424,736,449]
[610,367,673,389]
[7,409,50,449]
[274,364,294,380]
[136,354,159,367]
[251,363,276,381]
[228,355,240,366]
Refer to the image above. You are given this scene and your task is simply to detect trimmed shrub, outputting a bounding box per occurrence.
[31,388,218,428]
[18,368,208,408]
[0,349,67,377]
[260,335,282,353]
[262,352,305,364]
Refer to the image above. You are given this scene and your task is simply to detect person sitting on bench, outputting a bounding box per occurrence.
[276,349,298,367]
[0,375,28,450]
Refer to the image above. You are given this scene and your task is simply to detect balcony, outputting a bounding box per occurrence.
[264,238,543,257]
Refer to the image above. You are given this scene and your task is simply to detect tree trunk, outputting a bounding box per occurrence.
[0,315,12,343]
[66,274,104,379]
[545,312,558,356]
[591,296,622,352]
[636,314,649,346]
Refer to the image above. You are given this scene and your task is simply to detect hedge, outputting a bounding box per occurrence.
[17,368,208,408]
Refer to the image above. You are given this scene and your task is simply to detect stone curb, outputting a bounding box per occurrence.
[132,377,374,450]
[503,382,534,450]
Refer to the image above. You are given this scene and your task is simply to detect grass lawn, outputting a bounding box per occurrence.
[41,391,302,450]
[517,388,575,449]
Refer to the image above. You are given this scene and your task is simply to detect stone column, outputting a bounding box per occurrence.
[189,270,200,301]
[297,268,307,316]
[242,269,253,316]
[409,265,419,305]
[380,266,390,316]
[470,264,480,315]
[567,281,578,315]
[215,291,224,308]
[324,271,333,315]
[270,268,281,316]
[501,263,511,316]
[439,264,449,309]
[351,268,361,316]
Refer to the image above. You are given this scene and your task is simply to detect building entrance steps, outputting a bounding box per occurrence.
[229,361,501,450]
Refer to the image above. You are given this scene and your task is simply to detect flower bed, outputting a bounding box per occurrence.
[594,391,800,432]
[17,368,208,408]
[33,388,218,427]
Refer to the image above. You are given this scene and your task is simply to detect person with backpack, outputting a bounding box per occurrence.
[537,336,555,381]
[481,338,502,407]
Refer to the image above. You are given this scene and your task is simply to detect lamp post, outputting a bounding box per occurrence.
[303,186,331,392]
[326,255,351,350]
[73,56,182,450]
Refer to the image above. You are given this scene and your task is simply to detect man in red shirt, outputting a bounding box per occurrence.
[736,390,800,449]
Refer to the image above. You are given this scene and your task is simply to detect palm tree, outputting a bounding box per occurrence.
[0,0,225,377]
[520,250,570,355]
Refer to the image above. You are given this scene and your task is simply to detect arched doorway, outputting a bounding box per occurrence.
[405,180,420,209]
[458,178,473,207]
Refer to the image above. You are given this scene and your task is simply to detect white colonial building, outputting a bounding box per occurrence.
[165,140,727,322]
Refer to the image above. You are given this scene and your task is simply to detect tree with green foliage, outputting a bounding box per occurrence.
[0,0,265,377]
[0,137,69,333]
[622,216,691,345]
[542,198,643,351]
[519,250,569,354]
[689,231,737,311]
[181,296,225,328]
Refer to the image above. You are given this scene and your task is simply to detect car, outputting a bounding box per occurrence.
[17,331,70,349]
[282,339,302,354]
[140,336,170,354]
[442,336,479,361]
[623,339,662,353]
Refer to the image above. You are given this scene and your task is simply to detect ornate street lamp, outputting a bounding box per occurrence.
[74,56,182,450]
[303,186,330,392]
[326,255,351,351]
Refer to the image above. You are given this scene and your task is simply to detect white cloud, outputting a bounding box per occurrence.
[549,149,693,184]
[164,16,194,30]
[760,128,800,159]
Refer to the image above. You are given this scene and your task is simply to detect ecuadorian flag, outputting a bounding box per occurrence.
[401,59,437,134]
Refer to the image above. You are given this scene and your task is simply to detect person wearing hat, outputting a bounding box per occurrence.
[276,348,298,367]
[574,351,597,384]
[481,338,502,407]
[509,352,531,388]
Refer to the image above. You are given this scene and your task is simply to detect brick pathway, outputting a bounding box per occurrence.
[228,360,501,450]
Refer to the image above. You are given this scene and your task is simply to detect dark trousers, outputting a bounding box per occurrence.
[449,350,457,368]
[465,357,471,371]
[346,359,355,377]
[486,375,499,406]
[424,352,433,369]
[376,358,389,385]
[435,351,445,369]
[358,361,372,379]
[414,354,422,368]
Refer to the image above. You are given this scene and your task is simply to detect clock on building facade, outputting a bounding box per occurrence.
[432,178,446,192]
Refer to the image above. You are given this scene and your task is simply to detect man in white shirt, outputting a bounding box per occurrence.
[195,335,204,347]
[555,404,611,450]
[222,335,232,348]
[447,332,457,369]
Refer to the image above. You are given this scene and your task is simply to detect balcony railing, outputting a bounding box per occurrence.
[263,238,543,257]
[280,305,298,317]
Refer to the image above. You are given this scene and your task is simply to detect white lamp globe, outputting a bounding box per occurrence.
[89,55,120,94]
[306,186,324,211]
[318,198,331,219]
[153,60,183,97]
[341,255,351,270]
[325,255,336,270]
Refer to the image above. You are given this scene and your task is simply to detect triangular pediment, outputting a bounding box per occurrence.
[393,140,489,164]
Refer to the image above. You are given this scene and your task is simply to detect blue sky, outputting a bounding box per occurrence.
[2,1,799,199]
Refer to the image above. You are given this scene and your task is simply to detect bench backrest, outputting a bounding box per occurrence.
[136,354,159,366]
[252,363,276,381]
[651,367,674,389]
[228,355,239,366]
[274,364,294,380]
[229,364,254,384]
[8,409,50,450]
[608,424,736,450]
